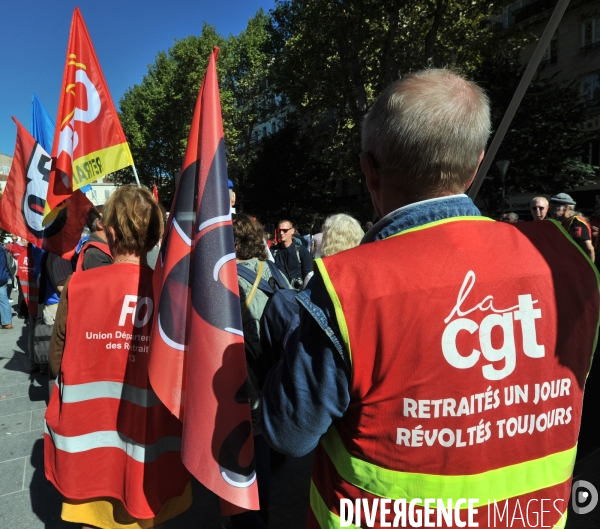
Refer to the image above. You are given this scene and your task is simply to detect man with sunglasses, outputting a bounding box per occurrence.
[272,220,312,290]
[530,197,549,221]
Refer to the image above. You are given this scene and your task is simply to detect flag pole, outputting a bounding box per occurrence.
[468,0,571,200]
[132,164,142,188]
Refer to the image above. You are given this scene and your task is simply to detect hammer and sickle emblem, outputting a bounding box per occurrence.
[57,55,102,164]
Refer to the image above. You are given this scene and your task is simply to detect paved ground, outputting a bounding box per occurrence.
[0,290,313,528]
[1,287,599,528]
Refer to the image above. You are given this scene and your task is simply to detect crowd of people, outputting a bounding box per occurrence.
[0,67,598,529]
[500,193,596,262]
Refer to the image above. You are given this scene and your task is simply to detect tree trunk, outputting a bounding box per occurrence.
[424,0,448,67]
[381,3,401,87]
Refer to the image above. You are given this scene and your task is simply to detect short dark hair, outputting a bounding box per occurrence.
[278,219,294,228]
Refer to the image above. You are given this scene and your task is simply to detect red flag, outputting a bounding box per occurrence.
[44,7,133,222]
[17,246,39,316]
[152,183,159,202]
[148,48,258,510]
[0,119,92,259]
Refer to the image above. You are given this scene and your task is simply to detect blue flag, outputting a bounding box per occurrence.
[30,94,92,193]
[30,94,55,153]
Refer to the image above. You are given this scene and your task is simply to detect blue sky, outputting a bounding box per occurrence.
[0,0,270,157]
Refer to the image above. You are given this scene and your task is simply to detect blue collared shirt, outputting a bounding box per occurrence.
[261,194,482,456]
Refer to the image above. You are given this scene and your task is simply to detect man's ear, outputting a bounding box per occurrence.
[465,150,485,190]
[360,152,380,193]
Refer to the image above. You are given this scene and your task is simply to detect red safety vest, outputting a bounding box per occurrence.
[562,215,591,241]
[44,264,190,519]
[6,242,24,277]
[309,218,599,529]
[75,238,112,272]
[18,246,38,315]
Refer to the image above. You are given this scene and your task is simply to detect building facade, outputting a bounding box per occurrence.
[495,0,600,216]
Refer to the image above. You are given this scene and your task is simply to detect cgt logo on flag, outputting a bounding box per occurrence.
[56,53,102,180]
[44,7,133,222]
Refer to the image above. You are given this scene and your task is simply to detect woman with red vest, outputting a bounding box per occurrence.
[75,208,113,272]
[45,185,191,529]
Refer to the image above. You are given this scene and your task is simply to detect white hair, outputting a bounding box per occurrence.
[321,214,364,257]
[362,69,491,194]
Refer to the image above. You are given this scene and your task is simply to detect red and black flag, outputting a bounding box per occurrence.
[0,119,92,259]
[148,48,259,511]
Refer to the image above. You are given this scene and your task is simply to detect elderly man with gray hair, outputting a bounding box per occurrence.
[262,69,598,528]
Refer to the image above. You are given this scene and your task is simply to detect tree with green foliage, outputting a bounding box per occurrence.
[117,12,274,209]
[115,1,597,220]
[220,9,274,189]
[117,24,226,205]
[242,124,335,226]
[267,0,500,183]
[476,56,598,215]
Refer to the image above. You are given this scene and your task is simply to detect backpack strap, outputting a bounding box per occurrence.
[265,261,291,290]
[237,263,275,295]
[242,261,264,318]
[294,241,301,264]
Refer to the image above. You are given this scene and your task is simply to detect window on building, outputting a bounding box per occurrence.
[104,189,111,199]
[581,73,600,106]
[541,36,557,65]
[583,18,600,49]
[503,1,524,28]
[582,139,600,166]
[271,122,277,134]
[0,165,10,175]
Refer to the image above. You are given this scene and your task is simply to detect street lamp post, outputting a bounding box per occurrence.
[496,160,510,217]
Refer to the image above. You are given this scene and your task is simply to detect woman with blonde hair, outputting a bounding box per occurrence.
[304,214,363,287]
[45,185,191,529]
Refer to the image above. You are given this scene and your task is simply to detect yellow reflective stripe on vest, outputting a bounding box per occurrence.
[310,480,359,529]
[320,427,576,508]
[386,216,494,240]
[547,218,600,372]
[314,258,353,367]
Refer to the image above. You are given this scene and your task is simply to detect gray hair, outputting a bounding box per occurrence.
[504,212,519,222]
[362,69,491,193]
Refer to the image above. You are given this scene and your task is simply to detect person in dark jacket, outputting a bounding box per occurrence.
[0,247,13,329]
[272,220,312,289]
